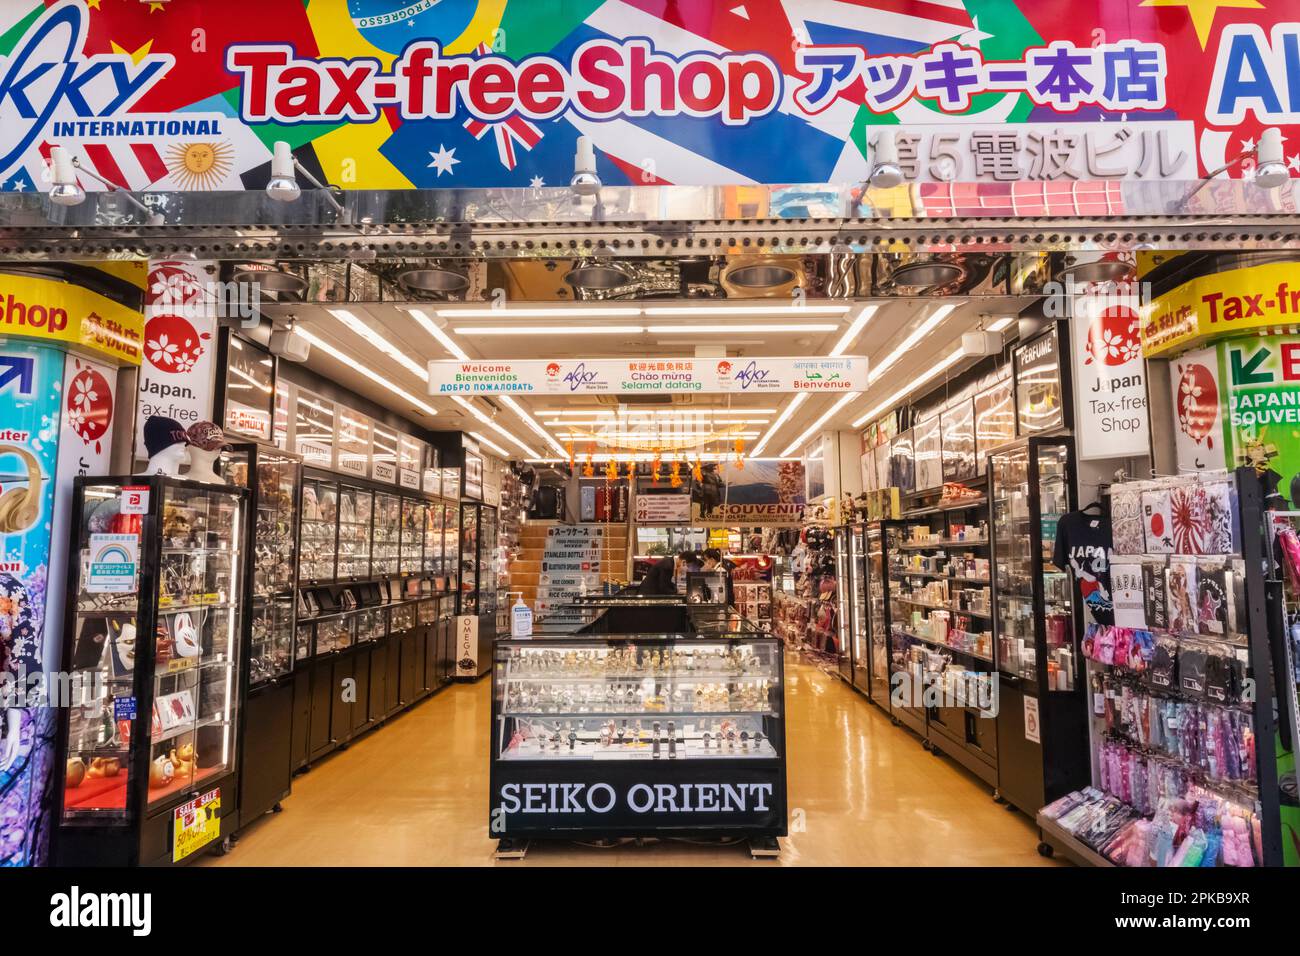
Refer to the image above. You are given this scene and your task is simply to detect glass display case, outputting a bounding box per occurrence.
[315,615,355,654]
[55,476,248,866]
[866,525,891,708]
[424,501,444,586]
[481,505,500,620]
[222,445,300,685]
[988,435,1085,816]
[400,498,424,576]
[832,527,854,682]
[356,607,386,644]
[299,476,338,584]
[489,632,787,843]
[460,503,480,615]
[336,484,373,580]
[990,437,1076,689]
[372,491,401,577]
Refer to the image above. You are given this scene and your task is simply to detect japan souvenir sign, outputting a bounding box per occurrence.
[1,0,1297,195]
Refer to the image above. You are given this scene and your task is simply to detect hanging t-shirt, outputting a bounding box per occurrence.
[1052,509,1114,626]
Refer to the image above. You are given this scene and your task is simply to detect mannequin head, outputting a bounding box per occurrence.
[141,416,191,477]
[184,422,231,482]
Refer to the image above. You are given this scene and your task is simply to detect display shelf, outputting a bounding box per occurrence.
[1035,813,1114,867]
[897,537,990,550]
[890,626,994,665]
[893,569,991,586]
[902,498,988,518]
[891,595,993,618]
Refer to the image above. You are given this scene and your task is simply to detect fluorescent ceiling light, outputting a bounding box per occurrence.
[779,392,859,457]
[450,396,537,457]
[523,455,800,463]
[294,328,439,417]
[499,394,567,457]
[644,324,839,334]
[454,325,645,335]
[436,307,642,318]
[852,346,966,427]
[828,305,879,357]
[537,407,778,416]
[643,304,853,316]
[543,417,770,426]
[751,393,807,456]
[987,317,1015,332]
[329,308,428,380]
[468,431,512,458]
[868,303,957,385]
[407,307,470,360]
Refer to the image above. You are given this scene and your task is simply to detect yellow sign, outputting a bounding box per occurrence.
[0,272,144,365]
[172,787,221,862]
[1141,259,1300,357]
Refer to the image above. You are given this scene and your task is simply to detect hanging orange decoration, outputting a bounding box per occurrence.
[626,458,636,480]
[651,450,663,482]
[604,458,619,482]
[691,457,704,483]
[565,440,575,469]
[669,459,683,488]
[734,437,745,471]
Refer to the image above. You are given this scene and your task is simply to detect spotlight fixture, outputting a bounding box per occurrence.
[570,135,601,196]
[868,131,904,189]
[47,146,163,224]
[47,147,84,207]
[266,140,348,219]
[1255,127,1289,189]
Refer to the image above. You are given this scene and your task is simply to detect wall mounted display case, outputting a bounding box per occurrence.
[490,627,787,846]
[988,435,1088,815]
[400,499,424,576]
[222,443,302,832]
[55,476,249,866]
[337,485,374,581]
[372,491,401,577]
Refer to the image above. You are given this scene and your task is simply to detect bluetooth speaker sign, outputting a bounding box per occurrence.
[2,0,1299,194]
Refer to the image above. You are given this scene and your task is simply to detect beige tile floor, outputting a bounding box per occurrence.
[208,654,1061,866]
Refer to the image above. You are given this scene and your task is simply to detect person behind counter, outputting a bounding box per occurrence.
[701,548,736,607]
[638,549,701,596]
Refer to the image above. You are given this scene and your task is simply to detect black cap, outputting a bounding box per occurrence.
[143,416,190,459]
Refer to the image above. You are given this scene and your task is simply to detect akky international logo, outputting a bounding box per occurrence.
[0,1,175,178]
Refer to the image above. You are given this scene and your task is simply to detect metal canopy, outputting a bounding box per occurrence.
[2,180,1298,261]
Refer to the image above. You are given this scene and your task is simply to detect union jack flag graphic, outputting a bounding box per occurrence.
[461,44,545,171]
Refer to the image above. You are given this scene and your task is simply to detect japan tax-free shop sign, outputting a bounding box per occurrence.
[1,0,1297,195]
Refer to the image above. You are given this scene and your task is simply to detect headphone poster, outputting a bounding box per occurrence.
[0,342,117,866]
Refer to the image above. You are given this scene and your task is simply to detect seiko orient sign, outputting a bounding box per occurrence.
[497,781,776,817]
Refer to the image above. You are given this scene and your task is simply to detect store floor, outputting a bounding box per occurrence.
[210,654,1060,866]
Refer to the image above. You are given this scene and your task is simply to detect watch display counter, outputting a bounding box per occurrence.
[287,467,462,770]
[490,622,787,842]
[54,476,249,866]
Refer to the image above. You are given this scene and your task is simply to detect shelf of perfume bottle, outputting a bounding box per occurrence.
[499,741,780,760]
[891,568,991,585]
[895,538,989,551]
[891,627,994,665]
[891,595,993,619]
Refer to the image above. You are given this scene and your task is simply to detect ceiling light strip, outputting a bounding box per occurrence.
[868,303,957,385]
[779,392,860,457]
[450,396,537,458]
[499,394,568,457]
[294,328,440,417]
[436,307,643,318]
[828,304,879,357]
[467,430,513,459]
[454,326,647,335]
[643,304,853,316]
[751,393,808,457]
[329,308,429,380]
[408,307,470,360]
[644,324,840,334]
[852,347,967,428]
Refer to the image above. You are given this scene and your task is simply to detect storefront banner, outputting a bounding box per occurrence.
[0,1,1295,193]
[634,494,690,524]
[134,261,217,459]
[0,342,65,867]
[1141,259,1300,358]
[455,614,480,678]
[0,271,143,366]
[1222,335,1300,482]
[693,460,805,527]
[429,357,867,396]
[1169,345,1228,474]
[1014,328,1065,435]
[1071,292,1150,460]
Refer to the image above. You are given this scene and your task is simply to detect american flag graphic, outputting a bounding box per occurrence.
[38,140,169,192]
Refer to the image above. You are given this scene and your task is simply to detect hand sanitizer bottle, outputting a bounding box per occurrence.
[510,593,533,639]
